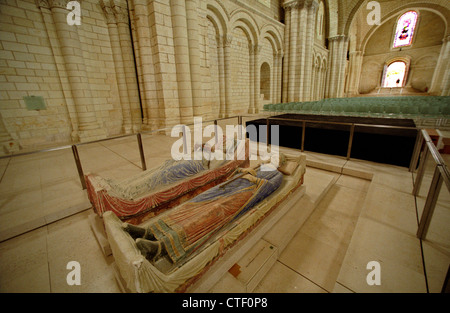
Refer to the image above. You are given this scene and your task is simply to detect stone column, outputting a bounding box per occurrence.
[302,0,319,101]
[326,35,349,98]
[185,0,206,117]
[37,1,79,141]
[44,0,105,141]
[277,49,283,103]
[282,5,291,102]
[287,3,299,102]
[217,35,226,118]
[295,2,307,101]
[170,0,193,123]
[283,0,318,102]
[129,0,159,129]
[311,61,317,101]
[224,34,233,117]
[254,44,262,113]
[272,51,278,103]
[249,44,255,113]
[100,1,132,134]
[429,36,450,95]
[346,50,363,97]
[113,0,141,132]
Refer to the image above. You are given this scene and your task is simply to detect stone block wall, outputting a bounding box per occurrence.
[0,0,135,150]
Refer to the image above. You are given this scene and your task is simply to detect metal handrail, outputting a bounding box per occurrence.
[0,113,437,193]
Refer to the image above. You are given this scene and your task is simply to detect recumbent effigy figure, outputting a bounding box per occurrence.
[122,163,284,265]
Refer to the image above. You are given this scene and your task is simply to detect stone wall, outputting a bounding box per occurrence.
[0,0,134,149]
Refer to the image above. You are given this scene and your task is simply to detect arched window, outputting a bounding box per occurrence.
[393,11,418,48]
[383,61,407,87]
[260,62,271,100]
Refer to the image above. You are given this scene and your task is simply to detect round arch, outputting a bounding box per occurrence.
[206,1,230,38]
[260,23,283,52]
[229,9,260,46]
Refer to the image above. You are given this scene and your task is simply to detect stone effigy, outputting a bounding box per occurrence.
[86,137,250,224]
[103,150,306,292]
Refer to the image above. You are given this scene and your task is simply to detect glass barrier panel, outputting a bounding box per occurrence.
[0,147,85,242]
[415,148,437,219]
[421,176,450,292]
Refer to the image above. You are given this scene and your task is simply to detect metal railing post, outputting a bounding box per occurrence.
[346,124,355,160]
[183,125,188,155]
[137,133,146,171]
[214,120,218,145]
[71,145,86,190]
[301,121,306,152]
[238,116,243,140]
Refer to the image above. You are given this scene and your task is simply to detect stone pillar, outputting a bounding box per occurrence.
[254,44,262,113]
[326,35,349,98]
[430,36,450,95]
[295,3,306,101]
[272,51,278,103]
[217,35,226,118]
[249,44,255,113]
[129,0,159,130]
[282,6,291,102]
[37,1,79,140]
[100,1,132,134]
[287,3,299,102]
[277,49,283,103]
[43,0,106,141]
[283,0,318,102]
[170,0,194,123]
[113,0,141,133]
[302,0,319,101]
[346,50,363,97]
[224,34,233,117]
[185,0,206,117]
[311,61,317,101]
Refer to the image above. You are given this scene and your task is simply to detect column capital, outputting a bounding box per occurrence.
[100,0,117,24]
[223,34,233,47]
[37,0,79,10]
[328,35,349,43]
[349,50,363,56]
[283,0,318,10]
[252,44,262,55]
[112,2,129,24]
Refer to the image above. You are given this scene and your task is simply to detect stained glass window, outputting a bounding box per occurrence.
[383,61,407,87]
[393,11,418,48]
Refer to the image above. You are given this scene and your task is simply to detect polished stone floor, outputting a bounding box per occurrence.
[0,132,448,293]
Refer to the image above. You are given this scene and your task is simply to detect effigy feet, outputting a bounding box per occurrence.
[136,238,162,261]
[122,223,155,240]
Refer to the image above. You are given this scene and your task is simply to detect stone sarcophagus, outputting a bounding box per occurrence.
[103,150,306,293]
[85,138,250,224]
